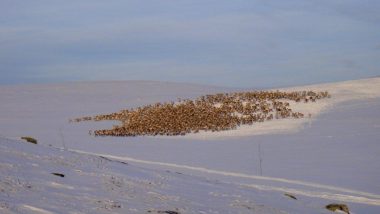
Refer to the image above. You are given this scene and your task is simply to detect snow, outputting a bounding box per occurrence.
[178,77,380,139]
[72,148,380,204]
[1,77,380,213]
[0,136,339,213]
[20,205,54,214]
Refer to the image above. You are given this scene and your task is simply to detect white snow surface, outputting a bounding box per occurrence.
[1,78,380,213]
[180,77,380,139]
[1,136,357,214]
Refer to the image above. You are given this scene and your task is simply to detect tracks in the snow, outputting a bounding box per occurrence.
[71,149,380,206]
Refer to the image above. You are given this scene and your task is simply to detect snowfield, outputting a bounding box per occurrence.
[180,77,380,139]
[1,77,380,213]
[0,136,357,214]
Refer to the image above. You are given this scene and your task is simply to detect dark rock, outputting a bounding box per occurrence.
[284,193,297,200]
[326,203,350,214]
[51,173,65,177]
[20,136,37,144]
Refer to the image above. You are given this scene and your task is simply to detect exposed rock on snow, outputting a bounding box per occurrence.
[326,203,350,214]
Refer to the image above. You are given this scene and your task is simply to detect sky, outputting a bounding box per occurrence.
[1,0,380,88]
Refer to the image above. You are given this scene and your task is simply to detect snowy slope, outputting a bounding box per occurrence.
[1,78,380,213]
[0,137,339,214]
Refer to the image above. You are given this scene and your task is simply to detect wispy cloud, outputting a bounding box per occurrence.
[0,0,379,87]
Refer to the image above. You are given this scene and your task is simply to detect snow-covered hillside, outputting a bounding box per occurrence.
[0,137,342,214]
[1,78,380,213]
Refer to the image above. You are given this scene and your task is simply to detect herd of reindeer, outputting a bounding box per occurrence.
[72,90,330,137]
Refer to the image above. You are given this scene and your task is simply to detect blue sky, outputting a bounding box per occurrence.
[1,0,379,87]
